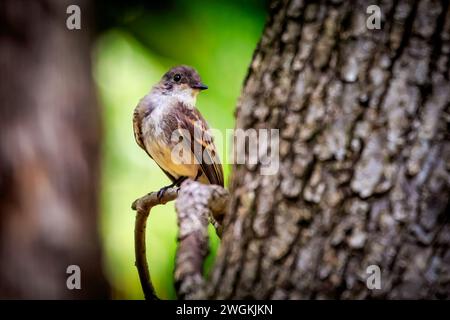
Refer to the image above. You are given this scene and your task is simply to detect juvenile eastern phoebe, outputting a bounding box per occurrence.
[133,66,224,197]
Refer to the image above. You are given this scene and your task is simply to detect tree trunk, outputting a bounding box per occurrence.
[0,0,109,298]
[208,0,450,299]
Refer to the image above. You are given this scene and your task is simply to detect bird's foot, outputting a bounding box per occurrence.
[157,177,188,200]
[176,176,188,186]
[157,186,170,200]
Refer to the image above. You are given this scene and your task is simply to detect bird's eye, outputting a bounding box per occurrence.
[173,74,181,82]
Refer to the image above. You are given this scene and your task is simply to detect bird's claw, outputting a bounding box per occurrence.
[156,186,172,201]
[157,187,168,200]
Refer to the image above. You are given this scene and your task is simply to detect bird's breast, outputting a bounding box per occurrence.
[141,104,197,178]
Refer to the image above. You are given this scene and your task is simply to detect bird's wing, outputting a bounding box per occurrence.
[133,102,177,183]
[133,107,146,151]
[174,103,224,186]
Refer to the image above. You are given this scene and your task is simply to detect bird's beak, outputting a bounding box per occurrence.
[192,83,208,90]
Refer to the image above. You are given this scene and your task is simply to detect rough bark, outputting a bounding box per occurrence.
[0,0,109,298]
[207,0,450,299]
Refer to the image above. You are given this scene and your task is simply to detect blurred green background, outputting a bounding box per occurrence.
[93,0,267,299]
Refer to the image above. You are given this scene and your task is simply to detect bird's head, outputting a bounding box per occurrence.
[158,65,208,104]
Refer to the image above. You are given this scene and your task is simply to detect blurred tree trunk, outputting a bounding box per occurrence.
[208,0,450,299]
[0,0,109,298]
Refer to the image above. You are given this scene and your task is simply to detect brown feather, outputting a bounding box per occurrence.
[173,102,224,186]
[133,101,177,183]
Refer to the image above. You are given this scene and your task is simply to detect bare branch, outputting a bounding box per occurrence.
[174,180,229,299]
[131,187,178,300]
[131,180,228,300]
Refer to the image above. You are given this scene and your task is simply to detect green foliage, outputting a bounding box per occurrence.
[93,0,266,299]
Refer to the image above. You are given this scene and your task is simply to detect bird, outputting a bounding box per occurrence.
[133,65,224,198]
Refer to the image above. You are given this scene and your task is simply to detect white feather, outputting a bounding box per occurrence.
[139,86,200,180]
